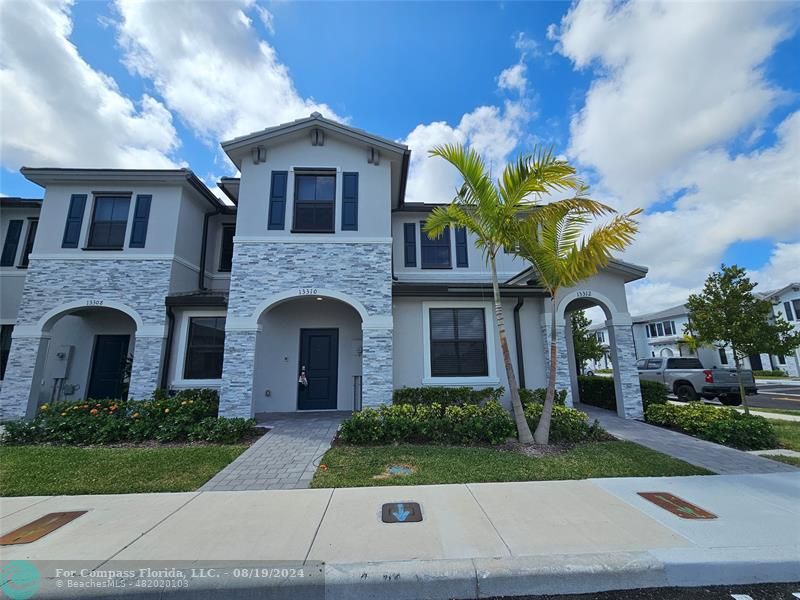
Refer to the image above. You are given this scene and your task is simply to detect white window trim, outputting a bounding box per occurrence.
[172,310,227,387]
[421,300,499,386]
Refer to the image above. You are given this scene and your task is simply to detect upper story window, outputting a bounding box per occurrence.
[421,226,451,269]
[0,220,23,267]
[293,172,335,233]
[87,195,130,249]
[218,224,235,272]
[18,219,38,268]
[646,320,676,337]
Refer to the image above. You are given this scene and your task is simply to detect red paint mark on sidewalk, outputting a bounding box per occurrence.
[638,492,717,519]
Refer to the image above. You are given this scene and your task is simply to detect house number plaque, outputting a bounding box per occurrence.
[298,288,318,296]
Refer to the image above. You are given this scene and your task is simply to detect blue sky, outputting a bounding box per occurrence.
[1,0,799,313]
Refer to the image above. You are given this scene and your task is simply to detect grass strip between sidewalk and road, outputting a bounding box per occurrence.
[769,419,800,452]
[0,445,247,497]
[766,455,800,467]
[311,441,711,488]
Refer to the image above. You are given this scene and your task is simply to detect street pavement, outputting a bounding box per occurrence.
[746,383,800,411]
[1,472,798,599]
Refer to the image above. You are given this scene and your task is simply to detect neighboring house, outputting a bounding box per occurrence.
[0,113,648,421]
[589,286,800,377]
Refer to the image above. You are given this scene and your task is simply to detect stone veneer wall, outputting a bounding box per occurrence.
[0,258,173,420]
[607,324,644,419]
[219,241,393,418]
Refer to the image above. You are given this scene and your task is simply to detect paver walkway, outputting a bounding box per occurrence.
[577,403,797,475]
[201,412,349,491]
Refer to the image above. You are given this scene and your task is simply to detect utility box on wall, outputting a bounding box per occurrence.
[51,345,73,380]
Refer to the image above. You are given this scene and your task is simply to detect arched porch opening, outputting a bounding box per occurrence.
[557,292,643,420]
[252,295,363,416]
[33,305,138,406]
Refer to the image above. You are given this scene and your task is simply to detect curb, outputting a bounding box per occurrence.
[20,549,800,599]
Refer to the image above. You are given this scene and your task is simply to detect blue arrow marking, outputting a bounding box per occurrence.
[392,503,411,522]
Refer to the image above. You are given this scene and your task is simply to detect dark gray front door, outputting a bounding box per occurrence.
[298,328,338,410]
[87,335,130,400]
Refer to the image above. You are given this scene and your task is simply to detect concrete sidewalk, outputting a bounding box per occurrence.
[2,472,799,599]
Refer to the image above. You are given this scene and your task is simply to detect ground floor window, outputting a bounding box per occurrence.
[184,317,226,379]
[0,324,13,379]
[429,308,488,377]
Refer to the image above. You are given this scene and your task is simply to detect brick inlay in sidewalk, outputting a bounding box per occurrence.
[201,412,349,491]
[578,403,797,475]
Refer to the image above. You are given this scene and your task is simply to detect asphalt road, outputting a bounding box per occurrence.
[745,384,800,411]
[496,581,800,599]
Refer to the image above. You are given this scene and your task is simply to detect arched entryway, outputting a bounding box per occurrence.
[252,295,363,415]
[556,291,644,420]
[32,305,139,406]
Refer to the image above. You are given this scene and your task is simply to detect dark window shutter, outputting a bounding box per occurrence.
[19,219,38,268]
[219,225,235,272]
[1,220,23,266]
[455,227,468,267]
[62,194,87,248]
[341,172,358,231]
[129,194,152,248]
[403,223,416,267]
[267,171,288,230]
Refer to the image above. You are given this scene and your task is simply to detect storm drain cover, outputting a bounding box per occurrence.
[638,492,717,519]
[0,511,88,545]
[381,502,422,523]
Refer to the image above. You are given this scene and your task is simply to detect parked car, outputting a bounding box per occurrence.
[636,357,756,406]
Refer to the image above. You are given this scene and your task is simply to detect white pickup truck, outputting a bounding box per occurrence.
[636,357,756,406]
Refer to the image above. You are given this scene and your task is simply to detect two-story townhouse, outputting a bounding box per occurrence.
[0,113,649,422]
[762,283,800,376]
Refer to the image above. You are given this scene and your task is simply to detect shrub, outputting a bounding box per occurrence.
[519,387,567,407]
[1,389,255,446]
[753,369,788,378]
[578,376,616,410]
[392,386,504,407]
[644,402,776,450]
[578,376,668,412]
[523,403,605,443]
[188,417,259,444]
[338,400,515,445]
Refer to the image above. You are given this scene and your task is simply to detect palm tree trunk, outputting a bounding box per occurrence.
[534,295,558,445]
[732,350,749,415]
[490,256,533,443]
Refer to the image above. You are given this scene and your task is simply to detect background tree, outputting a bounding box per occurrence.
[686,264,800,413]
[424,145,589,444]
[516,202,641,445]
[571,310,605,373]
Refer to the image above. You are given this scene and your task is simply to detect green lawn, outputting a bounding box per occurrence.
[311,441,711,488]
[766,454,800,467]
[0,445,247,497]
[770,419,800,452]
[743,407,800,417]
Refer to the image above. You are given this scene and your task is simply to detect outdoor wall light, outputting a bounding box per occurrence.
[316,297,323,301]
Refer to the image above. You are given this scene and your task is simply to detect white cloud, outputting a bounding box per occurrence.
[498,63,527,94]
[255,6,275,35]
[551,0,800,316]
[114,0,341,143]
[0,0,180,171]
[751,242,800,292]
[553,0,793,209]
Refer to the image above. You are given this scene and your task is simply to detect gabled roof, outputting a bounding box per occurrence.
[19,168,228,211]
[504,258,649,286]
[221,112,409,163]
[756,282,800,300]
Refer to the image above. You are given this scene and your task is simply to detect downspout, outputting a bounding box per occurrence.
[513,296,526,389]
[199,208,221,290]
[160,305,175,390]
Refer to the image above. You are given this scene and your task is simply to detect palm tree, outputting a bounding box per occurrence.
[424,144,590,444]
[516,201,642,444]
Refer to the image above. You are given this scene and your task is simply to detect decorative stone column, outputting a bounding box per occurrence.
[607,319,644,420]
[0,334,48,420]
[361,325,393,409]
[218,329,258,418]
[563,316,579,407]
[554,324,573,407]
[128,333,166,400]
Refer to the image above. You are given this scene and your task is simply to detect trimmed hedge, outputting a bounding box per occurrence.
[392,386,504,406]
[578,376,668,412]
[523,403,605,443]
[753,369,788,378]
[644,402,777,450]
[339,401,515,445]
[519,387,568,407]
[1,389,259,446]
